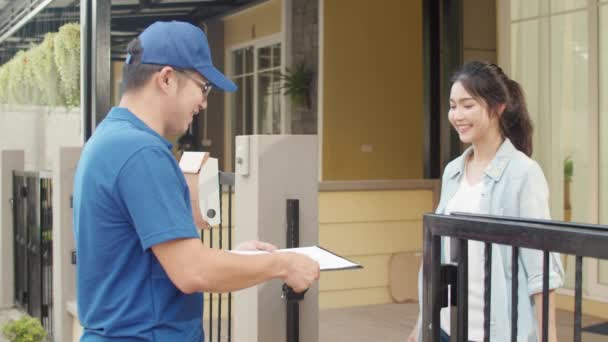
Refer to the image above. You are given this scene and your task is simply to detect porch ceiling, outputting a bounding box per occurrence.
[0,0,261,64]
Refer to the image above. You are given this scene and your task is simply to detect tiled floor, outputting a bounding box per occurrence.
[4,304,605,341]
[319,303,608,342]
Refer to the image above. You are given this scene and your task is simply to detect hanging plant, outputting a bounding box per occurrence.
[54,22,80,107]
[7,51,26,105]
[22,46,44,105]
[30,32,64,107]
[279,62,313,108]
[0,66,8,104]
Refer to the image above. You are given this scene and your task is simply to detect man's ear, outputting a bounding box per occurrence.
[156,66,177,94]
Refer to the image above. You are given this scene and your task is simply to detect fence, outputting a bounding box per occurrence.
[203,171,235,342]
[422,212,608,342]
[12,170,53,337]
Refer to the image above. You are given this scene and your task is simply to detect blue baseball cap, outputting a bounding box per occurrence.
[131,21,237,92]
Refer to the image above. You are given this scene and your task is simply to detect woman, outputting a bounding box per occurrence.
[408,61,564,342]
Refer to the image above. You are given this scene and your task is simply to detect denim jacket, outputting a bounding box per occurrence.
[417,138,565,342]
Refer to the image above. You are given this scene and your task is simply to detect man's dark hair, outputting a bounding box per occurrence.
[120,38,164,94]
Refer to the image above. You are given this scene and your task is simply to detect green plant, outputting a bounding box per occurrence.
[30,32,65,106]
[22,46,44,106]
[7,51,27,105]
[279,62,313,108]
[564,156,574,183]
[1,316,47,342]
[54,22,80,107]
[0,65,8,103]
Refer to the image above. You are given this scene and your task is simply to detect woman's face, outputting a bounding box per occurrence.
[448,81,500,145]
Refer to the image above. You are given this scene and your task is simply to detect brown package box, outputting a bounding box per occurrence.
[180,152,210,229]
[389,251,422,303]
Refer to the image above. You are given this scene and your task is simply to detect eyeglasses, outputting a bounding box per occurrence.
[174,68,213,97]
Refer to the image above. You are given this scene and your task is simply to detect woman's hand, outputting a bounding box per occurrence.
[235,240,278,252]
[407,327,417,342]
[407,316,420,342]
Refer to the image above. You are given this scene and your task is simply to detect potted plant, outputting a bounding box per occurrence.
[1,316,47,342]
[279,62,313,109]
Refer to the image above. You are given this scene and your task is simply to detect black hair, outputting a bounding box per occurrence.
[452,61,534,156]
[120,38,164,94]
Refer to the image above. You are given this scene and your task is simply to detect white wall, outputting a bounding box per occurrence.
[0,105,82,170]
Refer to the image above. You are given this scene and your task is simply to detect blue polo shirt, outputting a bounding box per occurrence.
[73,107,204,341]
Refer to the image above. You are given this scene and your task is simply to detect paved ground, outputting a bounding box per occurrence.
[319,303,608,342]
[5,303,607,341]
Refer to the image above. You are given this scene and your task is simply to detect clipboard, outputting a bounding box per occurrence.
[231,245,363,271]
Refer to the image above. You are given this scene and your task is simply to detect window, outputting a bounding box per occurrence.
[507,0,607,298]
[227,41,283,171]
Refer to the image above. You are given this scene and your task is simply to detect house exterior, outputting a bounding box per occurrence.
[0,0,607,341]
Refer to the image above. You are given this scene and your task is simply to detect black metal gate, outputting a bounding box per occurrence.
[203,171,235,342]
[12,171,53,337]
[422,213,608,342]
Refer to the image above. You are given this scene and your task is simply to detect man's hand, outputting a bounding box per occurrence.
[235,240,277,252]
[280,253,320,293]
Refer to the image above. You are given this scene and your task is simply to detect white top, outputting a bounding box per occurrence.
[440,173,486,341]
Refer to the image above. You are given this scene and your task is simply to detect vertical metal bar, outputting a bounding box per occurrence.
[39,177,44,330]
[511,247,519,342]
[91,0,111,127]
[218,188,223,342]
[12,173,18,307]
[286,199,299,342]
[209,226,213,340]
[81,0,92,141]
[81,0,111,141]
[431,235,442,342]
[456,239,468,342]
[227,185,233,342]
[483,243,492,342]
[574,256,583,342]
[422,220,439,342]
[542,251,549,342]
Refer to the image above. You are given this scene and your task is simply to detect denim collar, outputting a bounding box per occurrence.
[446,138,516,182]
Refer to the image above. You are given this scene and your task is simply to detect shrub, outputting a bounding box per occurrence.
[1,316,47,342]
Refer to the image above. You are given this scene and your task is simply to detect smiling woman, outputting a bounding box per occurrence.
[409,60,564,342]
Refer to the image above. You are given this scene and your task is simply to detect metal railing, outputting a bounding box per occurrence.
[203,171,235,342]
[422,213,608,342]
[12,171,53,337]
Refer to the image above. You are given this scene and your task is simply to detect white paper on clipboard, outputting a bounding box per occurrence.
[230,246,362,271]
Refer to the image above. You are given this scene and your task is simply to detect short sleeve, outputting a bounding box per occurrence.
[117,146,199,250]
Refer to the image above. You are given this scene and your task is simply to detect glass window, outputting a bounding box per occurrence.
[511,0,548,21]
[256,43,282,134]
[550,0,586,13]
[228,42,282,170]
[598,3,608,286]
[510,6,590,291]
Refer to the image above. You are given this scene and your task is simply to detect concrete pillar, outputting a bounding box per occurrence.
[52,146,82,342]
[234,135,319,342]
[0,150,24,309]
